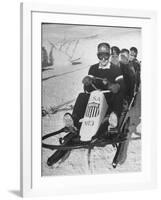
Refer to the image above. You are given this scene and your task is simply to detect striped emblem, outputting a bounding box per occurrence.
[85,102,100,118]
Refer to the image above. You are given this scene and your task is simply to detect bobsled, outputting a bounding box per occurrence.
[42,88,136,168]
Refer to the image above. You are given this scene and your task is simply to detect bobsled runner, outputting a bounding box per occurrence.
[42,88,137,168]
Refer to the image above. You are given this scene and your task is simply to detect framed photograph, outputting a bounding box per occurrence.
[20,2,157,197]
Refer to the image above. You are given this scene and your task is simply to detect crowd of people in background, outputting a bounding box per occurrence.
[110,45,140,92]
[110,45,141,102]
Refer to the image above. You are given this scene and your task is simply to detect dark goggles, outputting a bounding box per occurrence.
[97,52,110,60]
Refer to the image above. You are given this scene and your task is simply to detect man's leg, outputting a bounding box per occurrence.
[72,92,90,129]
[111,91,124,118]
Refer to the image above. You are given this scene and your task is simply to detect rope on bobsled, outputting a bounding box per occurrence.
[42,136,127,151]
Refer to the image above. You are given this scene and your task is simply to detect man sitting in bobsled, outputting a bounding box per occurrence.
[45,42,127,166]
[66,43,126,135]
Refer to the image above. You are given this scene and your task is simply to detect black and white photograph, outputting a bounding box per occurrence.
[41,23,141,176]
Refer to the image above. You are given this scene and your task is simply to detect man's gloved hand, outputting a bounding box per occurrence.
[108,83,120,94]
[102,78,109,85]
[82,76,93,86]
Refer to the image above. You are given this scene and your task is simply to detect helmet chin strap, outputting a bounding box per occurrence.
[99,60,110,69]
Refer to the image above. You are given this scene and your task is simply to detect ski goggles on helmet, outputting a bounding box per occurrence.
[97,52,110,60]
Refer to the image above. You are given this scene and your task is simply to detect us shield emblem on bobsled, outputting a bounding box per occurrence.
[80,90,108,141]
